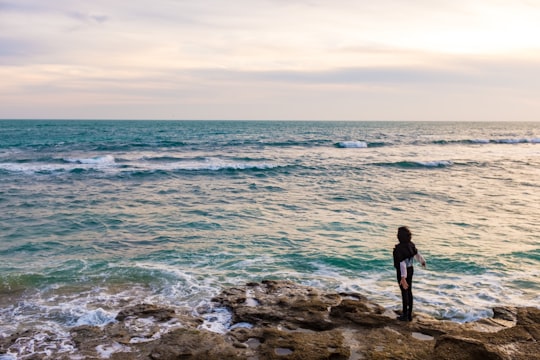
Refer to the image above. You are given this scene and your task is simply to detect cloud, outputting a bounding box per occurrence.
[1,0,540,120]
[66,11,109,24]
[0,37,43,58]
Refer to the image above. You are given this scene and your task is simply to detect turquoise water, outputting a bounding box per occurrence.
[0,120,539,355]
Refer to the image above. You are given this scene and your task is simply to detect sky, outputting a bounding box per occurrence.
[1,0,540,121]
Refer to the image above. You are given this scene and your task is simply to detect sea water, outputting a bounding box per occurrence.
[0,120,539,357]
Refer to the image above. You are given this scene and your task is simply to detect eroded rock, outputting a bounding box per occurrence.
[2,280,538,359]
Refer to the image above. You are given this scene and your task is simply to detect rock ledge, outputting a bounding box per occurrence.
[1,280,539,359]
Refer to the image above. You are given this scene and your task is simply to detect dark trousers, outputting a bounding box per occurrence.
[397,266,414,318]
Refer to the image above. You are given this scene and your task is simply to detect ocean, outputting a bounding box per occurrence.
[0,120,539,357]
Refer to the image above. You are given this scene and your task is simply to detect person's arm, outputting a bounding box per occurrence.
[415,253,426,268]
[399,261,408,289]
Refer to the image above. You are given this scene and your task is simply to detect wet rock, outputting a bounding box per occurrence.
[516,307,540,326]
[214,280,341,331]
[146,329,240,360]
[430,307,540,360]
[116,303,175,322]
[3,280,539,359]
[434,335,505,360]
[330,298,389,327]
[493,306,517,322]
[256,327,350,360]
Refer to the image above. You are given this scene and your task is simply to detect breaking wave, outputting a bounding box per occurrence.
[335,141,368,148]
[374,160,453,168]
[433,138,540,145]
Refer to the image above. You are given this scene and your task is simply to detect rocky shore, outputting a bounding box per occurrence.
[1,280,539,359]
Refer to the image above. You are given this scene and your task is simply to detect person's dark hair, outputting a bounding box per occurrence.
[397,226,412,243]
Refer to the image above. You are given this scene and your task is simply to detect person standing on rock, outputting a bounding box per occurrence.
[393,226,426,321]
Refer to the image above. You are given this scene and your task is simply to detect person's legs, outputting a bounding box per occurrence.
[397,272,410,321]
[406,267,414,320]
[400,286,408,316]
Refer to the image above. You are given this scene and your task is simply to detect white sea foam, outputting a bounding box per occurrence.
[153,157,279,171]
[125,317,171,343]
[65,155,116,165]
[416,160,453,167]
[310,261,535,324]
[0,162,66,174]
[0,354,17,360]
[0,288,127,358]
[338,141,368,148]
[0,155,117,174]
[494,138,529,144]
[470,138,539,144]
[230,322,254,330]
[75,308,116,327]
[198,307,232,334]
[96,342,131,359]
[1,328,77,359]
[0,282,216,357]
[125,262,223,306]
[245,289,260,307]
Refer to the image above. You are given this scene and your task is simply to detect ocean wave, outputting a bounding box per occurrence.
[134,156,282,172]
[0,157,285,176]
[94,139,333,151]
[373,160,453,168]
[142,155,194,162]
[124,163,285,177]
[433,138,539,145]
[262,139,333,148]
[64,155,116,165]
[492,138,537,144]
[0,162,71,174]
[0,155,118,174]
[174,160,279,172]
[335,141,368,148]
[94,140,187,151]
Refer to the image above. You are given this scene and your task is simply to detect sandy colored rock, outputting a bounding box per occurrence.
[2,280,539,359]
[146,328,241,360]
[115,303,175,322]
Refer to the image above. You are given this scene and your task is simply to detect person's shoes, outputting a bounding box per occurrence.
[397,314,408,321]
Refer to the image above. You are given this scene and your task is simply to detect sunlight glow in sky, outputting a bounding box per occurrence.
[1,0,540,120]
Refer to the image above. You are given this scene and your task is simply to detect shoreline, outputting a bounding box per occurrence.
[1,280,539,359]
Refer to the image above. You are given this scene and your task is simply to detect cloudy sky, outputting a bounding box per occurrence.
[1,0,540,120]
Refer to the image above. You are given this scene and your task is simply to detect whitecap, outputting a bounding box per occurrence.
[494,138,528,144]
[337,141,368,148]
[0,162,67,174]
[65,155,115,164]
[0,155,117,175]
[416,160,453,167]
[179,158,277,171]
